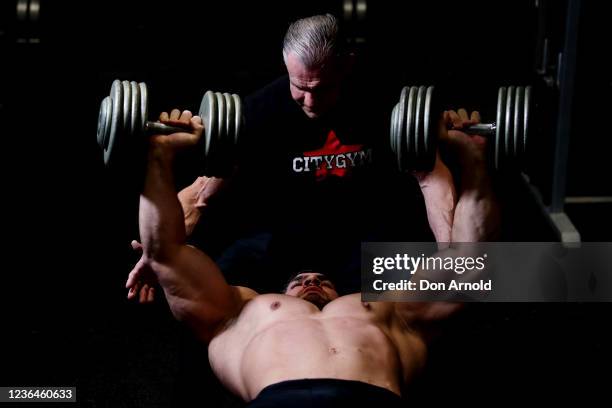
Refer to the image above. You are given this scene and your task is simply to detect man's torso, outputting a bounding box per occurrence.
[208,293,427,402]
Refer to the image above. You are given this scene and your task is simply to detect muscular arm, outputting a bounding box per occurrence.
[414,152,456,243]
[394,110,500,327]
[140,116,254,342]
[125,174,230,304]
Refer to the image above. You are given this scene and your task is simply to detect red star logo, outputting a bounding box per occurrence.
[303,130,364,180]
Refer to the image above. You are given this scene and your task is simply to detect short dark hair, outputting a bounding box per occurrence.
[281,269,315,293]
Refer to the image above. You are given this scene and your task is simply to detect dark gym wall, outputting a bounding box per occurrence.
[1,1,610,407]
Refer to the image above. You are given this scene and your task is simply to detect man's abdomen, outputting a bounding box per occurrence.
[239,316,403,401]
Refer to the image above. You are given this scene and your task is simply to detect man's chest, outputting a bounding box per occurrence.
[222,295,397,339]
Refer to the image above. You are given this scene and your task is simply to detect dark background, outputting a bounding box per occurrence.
[1,0,611,406]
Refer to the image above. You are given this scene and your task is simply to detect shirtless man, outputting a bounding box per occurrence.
[128,106,499,406]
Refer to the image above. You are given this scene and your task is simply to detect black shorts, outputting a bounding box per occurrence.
[246,378,404,407]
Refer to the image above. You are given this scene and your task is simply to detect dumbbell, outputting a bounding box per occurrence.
[390,85,532,172]
[96,79,243,176]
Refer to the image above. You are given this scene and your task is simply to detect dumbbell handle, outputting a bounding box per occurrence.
[144,121,192,135]
[451,123,496,136]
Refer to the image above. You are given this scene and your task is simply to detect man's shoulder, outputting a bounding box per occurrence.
[234,286,259,302]
[234,288,292,309]
[245,75,290,106]
[243,75,297,129]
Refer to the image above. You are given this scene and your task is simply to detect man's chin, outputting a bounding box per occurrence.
[302,108,320,119]
[302,292,329,309]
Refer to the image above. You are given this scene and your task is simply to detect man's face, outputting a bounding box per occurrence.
[284,272,339,309]
[285,52,344,119]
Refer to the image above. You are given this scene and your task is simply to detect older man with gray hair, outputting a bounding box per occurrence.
[281,13,349,119]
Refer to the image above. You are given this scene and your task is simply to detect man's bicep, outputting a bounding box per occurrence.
[155,246,256,339]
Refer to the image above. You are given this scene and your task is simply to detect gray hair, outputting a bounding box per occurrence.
[282,14,342,68]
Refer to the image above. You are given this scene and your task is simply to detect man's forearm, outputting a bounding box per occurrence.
[140,143,186,262]
[451,177,500,243]
[178,176,231,237]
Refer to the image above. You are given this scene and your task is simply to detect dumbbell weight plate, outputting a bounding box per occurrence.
[390,103,398,155]
[97,97,111,154]
[495,87,506,170]
[130,81,140,136]
[513,86,524,167]
[412,85,437,172]
[389,103,394,153]
[413,86,422,161]
[121,81,132,134]
[232,94,242,147]
[224,93,235,148]
[495,85,533,170]
[108,80,124,166]
[198,91,217,157]
[414,86,426,168]
[392,85,439,172]
[205,92,227,175]
[97,80,150,167]
[505,86,516,167]
[220,93,236,175]
[522,86,531,165]
[405,86,418,170]
[209,92,226,175]
[396,87,408,171]
[396,100,402,160]
[139,82,148,136]
[215,92,226,147]
[423,86,437,171]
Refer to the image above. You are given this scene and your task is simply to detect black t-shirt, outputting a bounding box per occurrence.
[231,74,432,283]
[241,75,399,225]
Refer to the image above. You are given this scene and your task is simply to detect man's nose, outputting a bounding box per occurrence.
[304,277,321,287]
[303,92,316,107]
